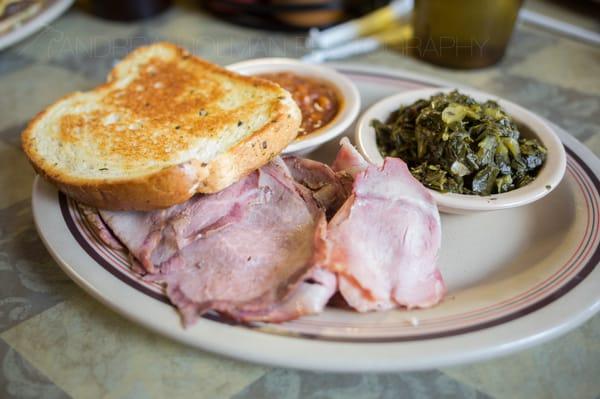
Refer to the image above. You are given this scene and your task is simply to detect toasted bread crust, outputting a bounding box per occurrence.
[21,42,301,210]
[25,101,299,210]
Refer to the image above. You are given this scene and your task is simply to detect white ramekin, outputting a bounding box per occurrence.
[228,58,361,156]
[355,87,567,214]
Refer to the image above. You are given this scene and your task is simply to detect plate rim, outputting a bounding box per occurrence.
[0,0,74,51]
[30,64,600,372]
[57,154,598,343]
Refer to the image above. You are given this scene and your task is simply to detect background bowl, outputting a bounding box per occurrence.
[228,58,360,156]
[355,87,567,214]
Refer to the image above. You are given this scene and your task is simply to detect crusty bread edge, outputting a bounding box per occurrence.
[196,100,301,194]
[23,96,301,211]
[21,42,302,211]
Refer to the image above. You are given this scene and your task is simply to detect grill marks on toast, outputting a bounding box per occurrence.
[103,58,223,121]
[56,57,270,165]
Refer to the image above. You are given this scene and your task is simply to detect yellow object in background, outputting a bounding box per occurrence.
[412,0,522,68]
[354,1,406,36]
[372,22,413,45]
[306,0,413,49]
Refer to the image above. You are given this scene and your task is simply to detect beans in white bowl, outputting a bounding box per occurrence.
[228,58,360,156]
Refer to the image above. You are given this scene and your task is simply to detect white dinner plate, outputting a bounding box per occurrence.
[31,65,600,372]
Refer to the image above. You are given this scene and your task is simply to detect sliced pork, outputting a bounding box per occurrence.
[84,139,446,326]
[283,156,349,217]
[99,175,262,274]
[331,138,369,176]
[322,139,446,312]
[79,205,124,250]
[98,159,336,325]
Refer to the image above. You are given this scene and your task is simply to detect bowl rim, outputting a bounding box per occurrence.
[227,57,361,154]
[355,87,567,213]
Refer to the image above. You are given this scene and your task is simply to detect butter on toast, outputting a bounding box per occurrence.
[22,42,301,210]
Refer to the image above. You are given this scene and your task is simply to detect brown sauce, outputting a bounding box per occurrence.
[259,72,341,136]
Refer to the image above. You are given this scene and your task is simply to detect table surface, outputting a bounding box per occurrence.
[1,2,599,398]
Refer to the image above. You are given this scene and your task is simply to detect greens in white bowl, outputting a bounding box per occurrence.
[355,88,567,214]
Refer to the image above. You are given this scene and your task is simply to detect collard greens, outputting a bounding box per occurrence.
[373,91,547,195]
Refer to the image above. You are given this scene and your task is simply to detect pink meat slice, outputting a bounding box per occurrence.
[79,205,124,250]
[99,159,336,325]
[99,176,260,274]
[166,212,335,324]
[331,138,370,175]
[283,156,349,217]
[323,139,446,311]
[241,267,337,322]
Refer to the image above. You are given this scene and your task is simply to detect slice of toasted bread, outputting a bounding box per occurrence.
[22,42,301,210]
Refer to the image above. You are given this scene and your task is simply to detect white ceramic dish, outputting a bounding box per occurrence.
[355,87,567,214]
[0,0,73,51]
[31,65,600,372]
[227,58,360,155]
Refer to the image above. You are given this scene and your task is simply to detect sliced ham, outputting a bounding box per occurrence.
[322,139,445,312]
[98,159,336,325]
[167,217,335,324]
[240,267,336,322]
[79,205,124,250]
[99,175,262,274]
[84,139,446,326]
[331,138,370,175]
[283,156,349,218]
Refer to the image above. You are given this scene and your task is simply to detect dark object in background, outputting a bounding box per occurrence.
[273,0,345,28]
[90,0,172,21]
[201,0,391,31]
[412,0,522,69]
